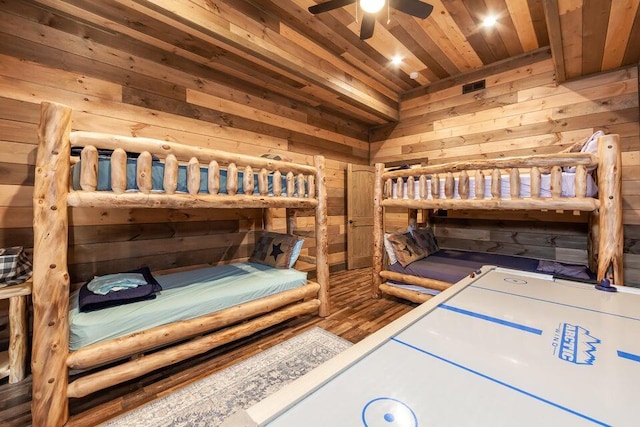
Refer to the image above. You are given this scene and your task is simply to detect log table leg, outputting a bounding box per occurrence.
[8,294,28,383]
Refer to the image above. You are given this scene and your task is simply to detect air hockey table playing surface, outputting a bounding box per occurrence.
[227,266,640,427]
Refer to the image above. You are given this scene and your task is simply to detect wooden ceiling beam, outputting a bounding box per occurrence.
[441,0,498,65]
[135,0,399,121]
[621,4,640,65]
[402,47,552,100]
[542,0,566,83]
[581,0,612,76]
[250,0,409,95]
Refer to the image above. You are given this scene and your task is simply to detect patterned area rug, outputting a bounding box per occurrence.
[102,328,351,427]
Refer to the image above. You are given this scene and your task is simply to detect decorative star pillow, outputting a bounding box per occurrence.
[249,231,299,269]
[387,232,428,267]
[411,227,439,255]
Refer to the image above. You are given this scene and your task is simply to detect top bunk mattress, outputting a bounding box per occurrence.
[392,172,597,200]
[68,262,308,350]
[71,158,307,196]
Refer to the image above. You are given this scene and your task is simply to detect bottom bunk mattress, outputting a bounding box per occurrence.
[68,262,308,350]
[386,250,593,295]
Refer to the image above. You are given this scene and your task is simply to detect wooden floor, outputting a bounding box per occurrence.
[0,267,416,426]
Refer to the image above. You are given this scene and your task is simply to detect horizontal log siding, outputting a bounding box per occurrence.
[372,60,640,286]
[0,3,366,283]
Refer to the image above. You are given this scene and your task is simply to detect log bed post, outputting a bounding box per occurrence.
[588,211,599,273]
[314,155,330,316]
[263,208,275,232]
[32,102,73,427]
[372,163,385,298]
[286,209,296,235]
[408,209,418,229]
[596,134,623,284]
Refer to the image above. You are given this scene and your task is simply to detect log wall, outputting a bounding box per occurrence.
[371,58,640,286]
[0,1,367,284]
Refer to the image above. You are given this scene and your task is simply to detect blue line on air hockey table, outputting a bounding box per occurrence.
[617,350,640,363]
[439,304,543,335]
[470,285,640,322]
[390,337,610,426]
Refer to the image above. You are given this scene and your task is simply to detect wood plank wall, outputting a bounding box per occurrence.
[0,2,370,284]
[371,56,640,286]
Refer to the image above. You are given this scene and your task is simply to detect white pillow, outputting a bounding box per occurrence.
[288,239,304,268]
[581,130,605,154]
[565,131,605,172]
[383,233,397,265]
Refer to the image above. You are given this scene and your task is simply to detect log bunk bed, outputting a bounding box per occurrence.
[372,133,624,304]
[31,101,329,427]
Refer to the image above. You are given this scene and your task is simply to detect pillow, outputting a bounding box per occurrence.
[383,233,398,265]
[386,232,428,267]
[288,239,304,268]
[580,130,605,155]
[411,227,440,255]
[78,266,162,312]
[129,266,163,293]
[536,260,592,280]
[87,273,147,295]
[249,232,298,269]
[564,131,605,172]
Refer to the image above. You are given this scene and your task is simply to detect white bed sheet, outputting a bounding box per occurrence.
[392,172,597,200]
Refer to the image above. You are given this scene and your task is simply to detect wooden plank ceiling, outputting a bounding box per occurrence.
[30,0,640,129]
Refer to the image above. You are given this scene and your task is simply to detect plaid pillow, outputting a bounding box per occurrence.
[411,227,439,255]
[249,232,298,269]
[0,246,33,286]
[387,232,427,267]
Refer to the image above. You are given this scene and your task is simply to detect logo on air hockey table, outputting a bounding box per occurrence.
[552,323,601,365]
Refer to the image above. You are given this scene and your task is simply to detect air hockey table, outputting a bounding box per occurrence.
[223,266,640,427]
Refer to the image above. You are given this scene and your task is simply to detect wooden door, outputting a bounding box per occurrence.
[347,164,375,269]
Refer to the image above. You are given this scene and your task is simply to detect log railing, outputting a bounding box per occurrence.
[69,132,318,209]
[380,153,598,212]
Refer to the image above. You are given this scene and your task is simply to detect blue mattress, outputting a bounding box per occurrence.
[71,158,305,195]
[387,250,593,294]
[68,262,308,350]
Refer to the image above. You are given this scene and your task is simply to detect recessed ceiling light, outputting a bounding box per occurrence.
[360,0,385,14]
[391,55,403,66]
[482,15,497,27]
[409,72,419,79]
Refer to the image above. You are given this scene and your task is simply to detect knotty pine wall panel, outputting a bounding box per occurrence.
[0,3,365,282]
[372,60,640,285]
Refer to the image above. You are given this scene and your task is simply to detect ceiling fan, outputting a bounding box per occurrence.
[308,0,434,40]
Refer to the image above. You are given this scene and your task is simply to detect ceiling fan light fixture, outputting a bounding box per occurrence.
[360,0,385,14]
[482,15,497,27]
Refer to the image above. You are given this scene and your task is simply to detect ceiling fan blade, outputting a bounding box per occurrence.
[308,0,356,14]
[360,14,376,40]
[390,0,434,19]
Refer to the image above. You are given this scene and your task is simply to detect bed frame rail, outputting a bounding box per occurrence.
[67,282,320,371]
[67,299,321,399]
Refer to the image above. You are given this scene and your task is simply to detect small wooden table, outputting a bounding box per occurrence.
[0,281,31,383]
